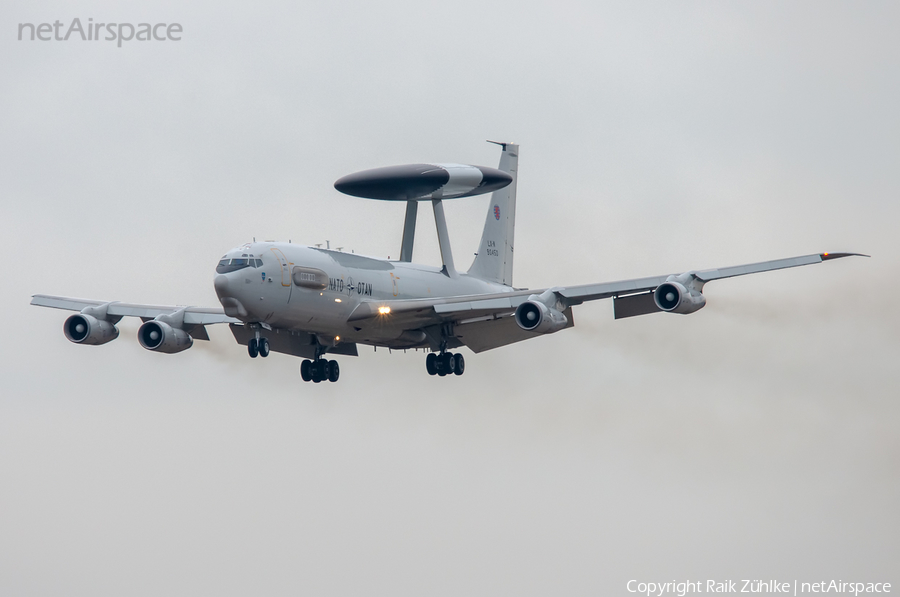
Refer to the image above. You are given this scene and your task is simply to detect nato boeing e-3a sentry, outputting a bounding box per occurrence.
[31,142,865,383]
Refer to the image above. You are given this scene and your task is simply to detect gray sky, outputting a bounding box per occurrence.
[1,1,898,595]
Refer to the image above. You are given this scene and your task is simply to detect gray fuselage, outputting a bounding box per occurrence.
[213,242,512,346]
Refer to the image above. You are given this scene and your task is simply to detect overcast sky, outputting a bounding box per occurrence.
[1,1,898,595]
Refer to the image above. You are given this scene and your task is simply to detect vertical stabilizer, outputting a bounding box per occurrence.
[467,142,518,286]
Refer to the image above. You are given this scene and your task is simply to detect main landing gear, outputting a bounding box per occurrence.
[426,351,465,377]
[248,336,270,358]
[300,359,340,383]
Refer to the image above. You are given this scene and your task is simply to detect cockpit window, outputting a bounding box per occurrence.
[217,258,253,273]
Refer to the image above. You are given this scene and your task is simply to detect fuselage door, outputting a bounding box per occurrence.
[270,248,292,287]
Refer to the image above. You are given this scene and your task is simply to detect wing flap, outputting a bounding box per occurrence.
[454,307,575,352]
[183,324,210,341]
[613,292,660,319]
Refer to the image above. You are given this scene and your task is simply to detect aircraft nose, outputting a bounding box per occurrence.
[214,274,229,297]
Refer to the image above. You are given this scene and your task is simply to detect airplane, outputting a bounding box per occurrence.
[31,142,866,383]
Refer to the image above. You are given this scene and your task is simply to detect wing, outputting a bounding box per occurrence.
[30,294,239,340]
[557,252,864,304]
[347,252,866,352]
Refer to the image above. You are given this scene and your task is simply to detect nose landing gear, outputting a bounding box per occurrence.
[248,336,270,358]
[426,351,465,377]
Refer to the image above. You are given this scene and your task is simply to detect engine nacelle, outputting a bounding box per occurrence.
[515,300,568,334]
[64,314,119,345]
[138,321,193,354]
[653,281,707,315]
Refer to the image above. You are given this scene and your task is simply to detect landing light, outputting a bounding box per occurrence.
[378,306,391,315]
[335,298,342,303]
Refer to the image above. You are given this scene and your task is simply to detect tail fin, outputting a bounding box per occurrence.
[467,142,519,286]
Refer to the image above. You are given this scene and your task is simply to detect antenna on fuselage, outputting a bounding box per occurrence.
[332,156,513,278]
[400,200,417,262]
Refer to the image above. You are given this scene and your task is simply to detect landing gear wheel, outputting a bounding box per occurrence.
[452,353,465,376]
[328,360,340,382]
[300,359,312,382]
[440,352,453,374]
[426,353,438,376]
[248,338,259,358]
[258,337,270,358]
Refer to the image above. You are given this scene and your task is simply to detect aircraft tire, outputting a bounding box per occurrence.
[452,353,465,376]
[425,353,437,375]
[312,362,323,383]
[248,338,259,358]
[328,360,340,382]
[300,359,312,381]
[440,352,453,374]
[258,337,270,358]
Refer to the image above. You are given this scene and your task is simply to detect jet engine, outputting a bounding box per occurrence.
[138,321,193,354]
[64,314,119,345]
[653,280,707,314]
[515,300,568,334]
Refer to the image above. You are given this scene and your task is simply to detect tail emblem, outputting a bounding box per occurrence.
[494,205,501,220]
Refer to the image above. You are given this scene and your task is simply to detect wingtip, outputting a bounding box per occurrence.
[820,252,870,261]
